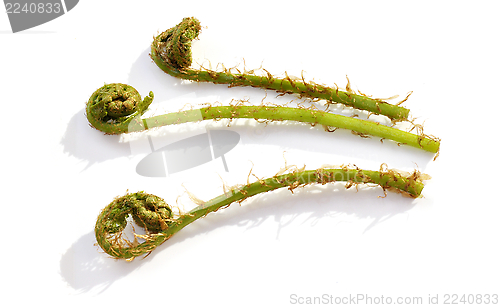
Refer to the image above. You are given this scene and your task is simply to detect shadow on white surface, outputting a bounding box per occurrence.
[61,110,130,169]
[60,231,144,294]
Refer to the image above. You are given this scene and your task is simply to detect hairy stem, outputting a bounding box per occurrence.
[86,83,440,152]
[95,166,427,260]
[150,17,410,121]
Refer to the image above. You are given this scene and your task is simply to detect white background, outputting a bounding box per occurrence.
[1,1,499,307]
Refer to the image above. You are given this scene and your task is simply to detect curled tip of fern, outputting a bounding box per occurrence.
[100,191,172,234]
[155,17,201,71]
[86,83,154,134]
[95,191,174,259]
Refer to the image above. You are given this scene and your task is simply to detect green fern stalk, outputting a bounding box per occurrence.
[150,17,410,121]
[95,166,427,260]
[86,83,440,152]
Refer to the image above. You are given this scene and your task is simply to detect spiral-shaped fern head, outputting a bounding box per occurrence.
[95,191,175,259]
[86,83,154,134]
[153,17,201,72]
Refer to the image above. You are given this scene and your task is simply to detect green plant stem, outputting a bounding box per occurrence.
[95,166,427,260]
[150,17,410,121]
[86,83,440,153]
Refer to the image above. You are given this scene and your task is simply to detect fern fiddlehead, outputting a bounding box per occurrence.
[95,165,428,260]
[150,17,411,121]
[86,83,440,152]
[86,83,154,135]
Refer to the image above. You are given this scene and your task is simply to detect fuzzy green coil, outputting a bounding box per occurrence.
[86,83,154,134]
